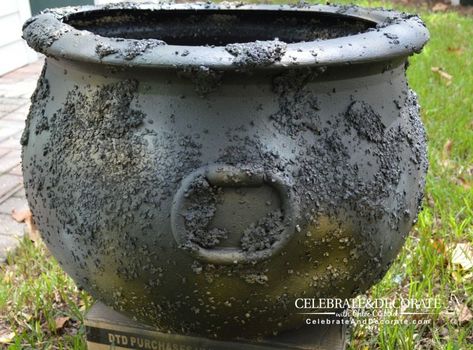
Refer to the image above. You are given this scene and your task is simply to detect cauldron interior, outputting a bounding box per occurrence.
[64,9,376,45]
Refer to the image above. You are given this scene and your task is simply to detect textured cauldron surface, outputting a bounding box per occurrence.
[22,3,429,339]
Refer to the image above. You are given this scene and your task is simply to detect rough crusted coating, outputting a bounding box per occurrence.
[182,175,228,249]
[21,4,428,341]
[240,210,285,252]
[177,66,223,96]
[270,68,324,136]
[22,61,427,339]
[345,101,386,142]
[121,39,166,60]
[22,3,429,71]
[95,42,119,59]
[21,64,49,146]
[225,40,288,67]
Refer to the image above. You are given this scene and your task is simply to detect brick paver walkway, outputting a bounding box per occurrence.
[0,59,43,263]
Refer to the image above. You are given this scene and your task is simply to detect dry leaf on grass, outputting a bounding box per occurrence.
[432,67,453,85]
[441,139,453,168]
[443,139,453,157]
[448,243,473,270]
[432,3,449,12]
[55,316,70,332]
[10,208,41,242]
[426,194,435,208]
[11,208,31,222]
[455,177,471,190]
[0,330,15,344]
[431,238,446,255]
[447,47,464,55]
[456,304,473,324]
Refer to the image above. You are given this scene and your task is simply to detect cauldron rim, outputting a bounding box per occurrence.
[22,2,429,70]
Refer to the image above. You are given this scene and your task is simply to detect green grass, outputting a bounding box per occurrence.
[0,238,92,349]
[1,1,472,349]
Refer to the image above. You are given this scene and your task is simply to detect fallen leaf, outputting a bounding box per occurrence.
[11,208,31,223]
[456,304,473,324]
[432,66,453,85]
[26,221,41,242]
[443,139,453,157]
[449,243,473,270]
[426,194,435,208]
[456,177,471,190]
[55,316,70,332]
[0,330,15,344]
[432,3,449,12]
[11,208,41,242]
[431,238,446,255]
[440,139,454,168]
[447,47,464,55]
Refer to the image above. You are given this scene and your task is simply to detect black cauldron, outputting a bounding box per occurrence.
[21,3,429,339]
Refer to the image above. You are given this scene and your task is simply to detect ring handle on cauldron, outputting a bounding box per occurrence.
[171,164,298,265]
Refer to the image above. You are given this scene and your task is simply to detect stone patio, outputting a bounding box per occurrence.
[0,59,43,263]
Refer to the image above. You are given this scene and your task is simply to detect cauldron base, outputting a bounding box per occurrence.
[85,302,346,350]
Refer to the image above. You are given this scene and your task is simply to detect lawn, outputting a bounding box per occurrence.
[0,1,472,349]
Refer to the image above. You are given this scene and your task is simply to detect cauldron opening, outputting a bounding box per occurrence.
[63,9,376,46]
